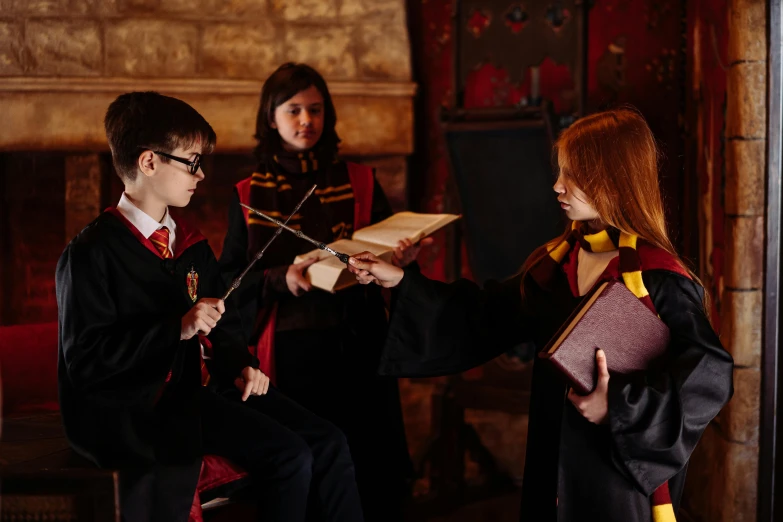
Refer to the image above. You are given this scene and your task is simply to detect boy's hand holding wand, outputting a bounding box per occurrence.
[183,183,317,342]
[180,185,317,400]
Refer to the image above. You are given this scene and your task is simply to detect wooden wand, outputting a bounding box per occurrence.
[222,184,317,300]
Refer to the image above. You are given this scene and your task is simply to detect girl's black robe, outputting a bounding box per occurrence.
[379,265,734,522]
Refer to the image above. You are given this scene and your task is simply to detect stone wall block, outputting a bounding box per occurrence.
[720,289,762,367]
[340,0,402,17]
[106,20,197,76]
[724,215,764,289]
[271,0,336,21]
[357,13,411,80]
[728,0,767,63]
[284,25,355,78]
[725,138,766,216]
[0,20,26,75]
[11,0,64,14]
[27,20,102,75]
[68,0,119,14]
[722,367,760,443]
[202,23,280,79]
[726,62,767,138]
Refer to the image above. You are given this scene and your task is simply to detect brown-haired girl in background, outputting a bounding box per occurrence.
[219,63,419,521]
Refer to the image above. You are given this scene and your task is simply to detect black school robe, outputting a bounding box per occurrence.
[56,211,257,470]
[380,265,734,522]
[220,169,414,519]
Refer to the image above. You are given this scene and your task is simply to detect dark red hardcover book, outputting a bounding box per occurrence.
[539,280,670,394]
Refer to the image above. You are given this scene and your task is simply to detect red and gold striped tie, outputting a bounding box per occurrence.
[150,227,172,259]
[151,226,210,386]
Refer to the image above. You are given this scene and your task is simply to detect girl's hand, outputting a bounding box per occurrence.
[286,257,317,296]
[348,252,405,288]
[567,349,610,424]
[392,237,434,267]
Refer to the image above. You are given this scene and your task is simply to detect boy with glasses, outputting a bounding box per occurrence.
[56,91,364,522]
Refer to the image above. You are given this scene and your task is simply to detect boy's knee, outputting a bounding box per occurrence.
[320,422,352,459]
[278,438,314,481]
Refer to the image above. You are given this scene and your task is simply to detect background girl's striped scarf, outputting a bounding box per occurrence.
[246,150,355,258]
[530,221,678,522]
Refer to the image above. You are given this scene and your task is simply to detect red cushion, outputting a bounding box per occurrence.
[0,323,248,519]
[189,455,249,522]
[0,322,60,416]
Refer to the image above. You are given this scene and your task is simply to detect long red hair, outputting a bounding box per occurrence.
[521,107,701,290]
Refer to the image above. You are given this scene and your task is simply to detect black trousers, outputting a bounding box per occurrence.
[276,328,412,522]
[119,386,364,522]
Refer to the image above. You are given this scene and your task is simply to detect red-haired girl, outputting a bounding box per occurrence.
[348,108,734,522]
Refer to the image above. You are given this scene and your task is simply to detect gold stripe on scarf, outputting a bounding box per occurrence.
[549,239,571,263]
[316,183,352,195]
[250,210,303,219]
[619,233,649,298]
[248,216,302,229]
[251,180,277,188]
[320,192,354,204]
[548,222,578,263]
[652,505,677,522]
[584,229,615,252]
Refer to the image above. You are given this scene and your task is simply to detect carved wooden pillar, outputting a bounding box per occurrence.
[64,154,103,243]
[0,157,7,324]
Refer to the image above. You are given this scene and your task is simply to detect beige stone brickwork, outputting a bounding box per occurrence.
[201,23,281,79]
[722,367,760,443]
[0,0,414,155]
[720,289,762,367]
[726,62,767,138]
[284,25,357,78]
[27,19,102,76]
[728,0,768,63]
[106,20,199,77]
[725,139,766,215]
[271,0,338,21]
[685,0,767,520]
[685,423,759,522]
[0,21,25,75]
[0,82,415,156]
[723,215,765,289]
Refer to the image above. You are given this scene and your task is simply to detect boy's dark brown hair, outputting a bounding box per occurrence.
[104,91,216,182]
[253,63,340,162]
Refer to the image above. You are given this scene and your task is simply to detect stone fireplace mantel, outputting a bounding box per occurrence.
[0,77,416,155]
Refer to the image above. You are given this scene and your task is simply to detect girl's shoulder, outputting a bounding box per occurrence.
[637,242,690,279]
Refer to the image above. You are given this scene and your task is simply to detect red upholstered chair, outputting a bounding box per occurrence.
[0,322,251,521]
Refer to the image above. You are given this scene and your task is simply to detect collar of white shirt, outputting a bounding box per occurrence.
[116,193,178,252]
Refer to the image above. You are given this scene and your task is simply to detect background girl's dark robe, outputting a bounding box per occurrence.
[380,264,734,522]
[219,163,413,520]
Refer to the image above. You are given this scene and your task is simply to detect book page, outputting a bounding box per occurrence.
[351,212,460,248]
